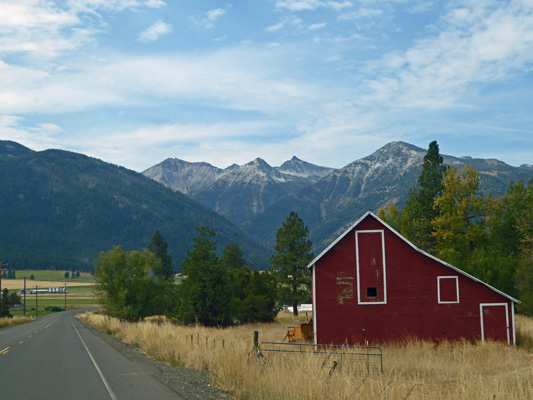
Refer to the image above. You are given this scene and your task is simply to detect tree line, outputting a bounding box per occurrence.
[379,141,533,315]
[94,212,314,325]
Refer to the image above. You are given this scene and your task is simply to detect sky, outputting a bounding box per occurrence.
[1,0,533,172]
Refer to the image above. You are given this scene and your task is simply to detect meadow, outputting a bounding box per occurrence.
[78,311,533,400]
[1,270,98,318]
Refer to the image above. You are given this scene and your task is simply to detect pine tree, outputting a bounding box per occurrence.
[402,140,445,252]
[149,231,173,281]
[270,211,314,316]
[177,227,232,326]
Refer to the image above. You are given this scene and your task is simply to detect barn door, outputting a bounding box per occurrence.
[480,304,509,344]
[356,230,386,304]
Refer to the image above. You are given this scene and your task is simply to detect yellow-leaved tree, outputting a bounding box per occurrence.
[432,165,498,275]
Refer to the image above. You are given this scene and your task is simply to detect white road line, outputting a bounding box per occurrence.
[71,319,118,400]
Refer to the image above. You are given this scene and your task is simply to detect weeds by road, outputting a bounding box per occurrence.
[79,311,533,400]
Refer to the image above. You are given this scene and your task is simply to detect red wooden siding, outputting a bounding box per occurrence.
[481,304,509,343]
[356,231,385,303]
[312,213,517,346]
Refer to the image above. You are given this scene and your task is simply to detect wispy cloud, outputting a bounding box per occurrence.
[201,8,227,29]
[275,0,353,12]
[265,16,303,32]
[359,0,533,109]
[145,0,166,8]
[137,20,173,42]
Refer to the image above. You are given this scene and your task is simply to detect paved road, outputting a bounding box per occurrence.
[0,309,183,399]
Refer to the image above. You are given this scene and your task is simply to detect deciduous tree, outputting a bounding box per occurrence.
[94,246,173,321]
[432,165,498,274]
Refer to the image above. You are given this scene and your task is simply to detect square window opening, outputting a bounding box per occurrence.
[367,287,377,298]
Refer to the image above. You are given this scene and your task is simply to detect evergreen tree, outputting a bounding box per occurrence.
[270,211,314,316]
[177,227,232,327]
[149,231,173,281]
[220,242,247,271]
[402,140,445,252]
[222,242,278,323]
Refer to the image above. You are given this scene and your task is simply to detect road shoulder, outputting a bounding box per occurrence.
[77,317,231,400]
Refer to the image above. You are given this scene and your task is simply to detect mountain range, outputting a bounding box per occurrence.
[144,141,533,251]
[2,139,532,272]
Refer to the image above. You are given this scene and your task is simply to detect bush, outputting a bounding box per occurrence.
[44,306,64,312]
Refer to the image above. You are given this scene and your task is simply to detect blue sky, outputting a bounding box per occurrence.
[1,0,532,171]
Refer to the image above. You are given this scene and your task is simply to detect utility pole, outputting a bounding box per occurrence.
[64,282,67,310]
[24,276,26,317]
[35,285,38,318]
[0,261,7,317]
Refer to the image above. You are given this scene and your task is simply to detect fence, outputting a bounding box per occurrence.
[257,341,383,374]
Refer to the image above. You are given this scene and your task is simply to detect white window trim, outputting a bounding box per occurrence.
[437,276,460,304]
[356,230,387,305]
[479,303,510,345]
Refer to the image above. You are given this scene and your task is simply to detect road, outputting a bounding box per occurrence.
[0,309,184,399]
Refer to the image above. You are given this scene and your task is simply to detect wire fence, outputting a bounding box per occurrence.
[258,341,383,374]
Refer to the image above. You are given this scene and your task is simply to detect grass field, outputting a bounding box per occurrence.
[7,269,95,283]
[1,270,99,319]
[78,311,533,400]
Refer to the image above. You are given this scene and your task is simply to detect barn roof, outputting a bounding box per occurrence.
[306,210,520,304]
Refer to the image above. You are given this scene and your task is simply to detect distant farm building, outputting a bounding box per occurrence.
[307,211,520,345]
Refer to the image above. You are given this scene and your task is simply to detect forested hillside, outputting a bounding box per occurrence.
[0,142,269,271]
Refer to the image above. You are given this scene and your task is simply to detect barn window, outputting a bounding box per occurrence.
[437,276,459,304]
[356,230,387,304]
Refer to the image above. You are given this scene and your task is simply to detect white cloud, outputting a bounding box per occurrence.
[202,8,227,29]
[137,20,173,42]
[0,0,167,58]
[359,0,533,109]
[275,0,353,12]
[266,16,303,32]
[145,0,165,8]
[308,22,327,30]
[338,8,382,20]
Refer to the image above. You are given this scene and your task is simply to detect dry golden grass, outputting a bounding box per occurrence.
[1,279,94,290]
[78,311,533,400]
[0,316,33,329]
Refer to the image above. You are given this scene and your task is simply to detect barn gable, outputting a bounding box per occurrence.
[307,211,520,345]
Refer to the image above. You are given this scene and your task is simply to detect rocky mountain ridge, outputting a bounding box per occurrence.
[143,156,335,225]
[145,141,533,252]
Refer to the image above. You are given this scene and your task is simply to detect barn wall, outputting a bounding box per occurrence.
[314,215,515,345]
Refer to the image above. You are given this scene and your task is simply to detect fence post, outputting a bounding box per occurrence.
[253,331,259,350]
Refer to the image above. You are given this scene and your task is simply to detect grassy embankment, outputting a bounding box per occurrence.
[1,270,99,319]
[78,311,533,400]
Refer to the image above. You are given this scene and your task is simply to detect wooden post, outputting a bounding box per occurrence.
[254,331,259,349]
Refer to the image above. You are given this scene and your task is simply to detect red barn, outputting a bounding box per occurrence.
[307,211,520,345]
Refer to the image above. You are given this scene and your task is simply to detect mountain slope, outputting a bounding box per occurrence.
[143,156,335,226]
[243,142,533,251]
[0,143,269,271]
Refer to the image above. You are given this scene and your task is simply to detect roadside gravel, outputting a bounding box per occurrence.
[80,319,231,400]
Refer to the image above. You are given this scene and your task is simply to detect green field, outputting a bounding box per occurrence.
[11,269,95,283]
[7,275,100,318]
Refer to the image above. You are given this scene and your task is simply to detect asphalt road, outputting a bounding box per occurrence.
[0,309,184,399]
